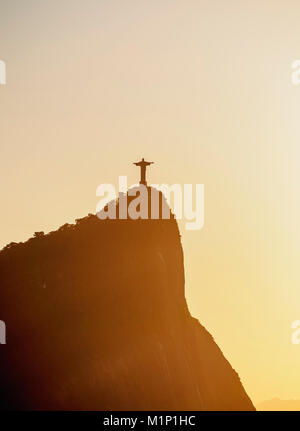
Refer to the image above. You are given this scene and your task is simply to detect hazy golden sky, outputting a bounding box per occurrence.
[2,0,300,404]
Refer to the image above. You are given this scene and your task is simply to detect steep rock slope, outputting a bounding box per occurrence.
[0,192,255,410]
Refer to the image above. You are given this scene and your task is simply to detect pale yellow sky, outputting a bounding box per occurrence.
[1,0,300,404]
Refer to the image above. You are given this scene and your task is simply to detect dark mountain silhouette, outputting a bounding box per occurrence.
[0,187,255,410]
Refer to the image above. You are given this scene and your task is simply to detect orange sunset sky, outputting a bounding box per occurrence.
[1,0,300,406]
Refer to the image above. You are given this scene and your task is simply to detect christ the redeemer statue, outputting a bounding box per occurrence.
[134,158,153,185]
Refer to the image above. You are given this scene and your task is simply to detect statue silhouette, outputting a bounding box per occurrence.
[133,158,153,185]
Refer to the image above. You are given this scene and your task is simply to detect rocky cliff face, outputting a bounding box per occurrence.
[0,190,255,410]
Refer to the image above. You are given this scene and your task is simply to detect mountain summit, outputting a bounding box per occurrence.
[0,189,254,410]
